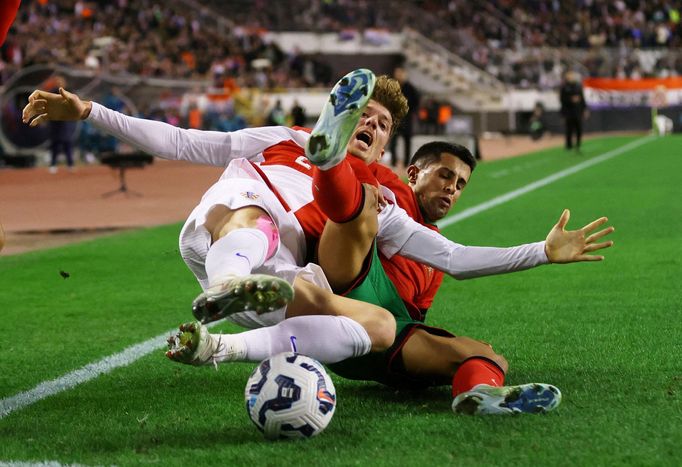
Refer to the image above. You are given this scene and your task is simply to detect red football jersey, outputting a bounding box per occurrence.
[371,163,444,322]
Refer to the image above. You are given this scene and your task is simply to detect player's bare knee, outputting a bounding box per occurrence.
[492,353,509,373]
[364,307,396,351]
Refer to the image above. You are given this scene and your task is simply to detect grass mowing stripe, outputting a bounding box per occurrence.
[0,322,221,420]
[436,135,654,229]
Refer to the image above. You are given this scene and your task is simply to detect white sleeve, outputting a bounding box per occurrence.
[377,202,549,279]
[87,102,309,166]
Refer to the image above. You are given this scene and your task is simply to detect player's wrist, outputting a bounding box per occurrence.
[81,101,92,120]
[543,242,553,263]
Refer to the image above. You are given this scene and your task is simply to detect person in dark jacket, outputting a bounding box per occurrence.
[389,66,420,168]
[560,71,588,152]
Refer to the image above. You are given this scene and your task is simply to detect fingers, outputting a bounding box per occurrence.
[29,113,49,127]
[27,90,48,102]
[581,216,608,233]
[575,254,604,262]
[585,226,614,244]
[22,99,47,123]
[556,209,570,229]
[59,87,76,104]
[583,240,613,253]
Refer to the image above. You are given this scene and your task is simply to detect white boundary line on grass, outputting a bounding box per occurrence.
[0,322,220,420]
[0,136,652,422]
[437,136,654,229]
[0,462,86,466]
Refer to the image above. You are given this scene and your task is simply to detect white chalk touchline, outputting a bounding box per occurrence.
[0,136,652,421]
[0,322,221,420]
[437,136,653,229]
[0,461,86,466]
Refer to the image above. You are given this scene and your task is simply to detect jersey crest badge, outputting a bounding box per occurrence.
[241,191,260,200]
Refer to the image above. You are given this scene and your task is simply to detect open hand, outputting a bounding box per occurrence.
[545,209,614,263]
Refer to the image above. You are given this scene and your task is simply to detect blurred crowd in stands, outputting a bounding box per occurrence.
[1,0,680,157]
[201,0,682,86]
[0,0,332,88]
[2,0,681,90]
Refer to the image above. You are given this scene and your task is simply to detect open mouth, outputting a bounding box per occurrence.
[355,130,373,148]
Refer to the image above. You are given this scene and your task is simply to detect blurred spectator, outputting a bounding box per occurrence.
[389,66,420,168]
[420,98,440,134]
[559,71,587,152]
[45,76,77,173]
[188,102,203,129]
[77,120,100,164]
[266,99,286,126]
[214,108,247,132]
[437,101,452,134]
[529,101,546,141]
[290,99,306,127]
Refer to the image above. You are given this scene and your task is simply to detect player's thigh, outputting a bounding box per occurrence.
[317,184,379,291]
[401,329,507,377]
[285,276,395,351]
[203,204,269,242]
[194,177,293,246]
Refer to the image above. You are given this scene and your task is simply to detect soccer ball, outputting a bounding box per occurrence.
[244,352,336,440]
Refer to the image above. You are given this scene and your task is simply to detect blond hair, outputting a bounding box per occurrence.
[371,75,408,134]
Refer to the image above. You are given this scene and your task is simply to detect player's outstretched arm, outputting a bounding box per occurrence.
[378,202,613,279]
[378,201,550,279]
[23,88,310,166]
[544,209,614,263]
[22,88,90,126]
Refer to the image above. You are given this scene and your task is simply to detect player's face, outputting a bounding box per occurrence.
[347,100,393,164]
[408,153,471,222]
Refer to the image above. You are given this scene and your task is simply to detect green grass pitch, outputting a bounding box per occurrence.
[1,135,680,466]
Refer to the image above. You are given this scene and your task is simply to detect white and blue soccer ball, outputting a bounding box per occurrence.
[244,352,336,440]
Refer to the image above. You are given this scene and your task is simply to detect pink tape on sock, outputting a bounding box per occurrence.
[255,215,279,260]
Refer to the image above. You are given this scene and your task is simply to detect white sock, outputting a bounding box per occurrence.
[205,228,269,286]
[215,315,372,364]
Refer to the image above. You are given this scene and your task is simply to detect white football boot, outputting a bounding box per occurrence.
[166,321,245,367]
[452,383,562,415]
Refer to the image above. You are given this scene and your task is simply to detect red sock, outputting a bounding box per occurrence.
[312,157,377,223]
[451,357,505,397]
[0,0,20,46]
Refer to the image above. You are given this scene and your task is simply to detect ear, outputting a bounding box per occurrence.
[407,164,419,184]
